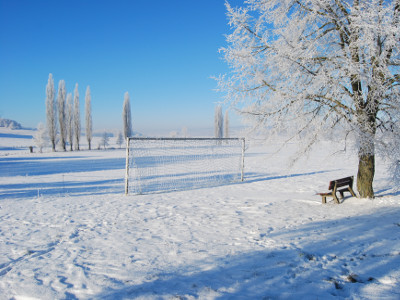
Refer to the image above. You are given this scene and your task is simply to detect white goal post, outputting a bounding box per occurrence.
[125,137,245,195]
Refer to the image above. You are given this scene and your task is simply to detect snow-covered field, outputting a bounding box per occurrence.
[0,128,399,299]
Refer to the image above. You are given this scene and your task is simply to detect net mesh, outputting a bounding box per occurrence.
[126,138,244,194]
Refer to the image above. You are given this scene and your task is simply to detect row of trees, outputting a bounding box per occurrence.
[99,131,124,150]
[45,73,92,151]
[214,105,230,138]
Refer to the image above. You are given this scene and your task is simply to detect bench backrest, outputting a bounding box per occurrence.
[328,176,354,190]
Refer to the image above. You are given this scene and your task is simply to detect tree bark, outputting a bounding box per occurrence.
[357,153,375,198]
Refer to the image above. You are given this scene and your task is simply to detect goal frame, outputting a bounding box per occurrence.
[124,137,245,195]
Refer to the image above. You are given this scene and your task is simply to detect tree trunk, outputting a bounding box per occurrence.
[357,153,375,198]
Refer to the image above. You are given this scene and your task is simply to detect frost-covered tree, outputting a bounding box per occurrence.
[219,0,400,198]
[57,80,67,151]
[391,160,400,190]
[34,122,47,153]
[101,131,109,150]
[224,110,230,138]
[116,131,124,148]
[66,93,74,151]
[85,86,93,150]
[73,83,80,150]
[169,131,178,138]
[181,126,189,138]
[122,92,132,138]
[214,105,223,139]
[45,73,57,151]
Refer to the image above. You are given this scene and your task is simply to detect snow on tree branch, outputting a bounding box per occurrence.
[219,0,400,197]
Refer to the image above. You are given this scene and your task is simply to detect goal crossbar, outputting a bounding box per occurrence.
[125,137,245,195]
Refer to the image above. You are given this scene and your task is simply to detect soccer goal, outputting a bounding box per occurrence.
[125,137,245,195]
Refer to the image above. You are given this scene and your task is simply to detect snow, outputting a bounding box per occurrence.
[0,129,399,299]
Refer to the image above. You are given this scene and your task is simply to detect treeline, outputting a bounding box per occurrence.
[45,73,92,151]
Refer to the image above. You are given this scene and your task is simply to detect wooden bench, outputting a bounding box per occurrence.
[318,176,357,204]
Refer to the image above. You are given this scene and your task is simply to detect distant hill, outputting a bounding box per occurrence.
[0,118,22,129]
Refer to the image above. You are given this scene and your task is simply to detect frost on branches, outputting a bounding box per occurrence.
[66,93,74,151]
[85,86,92,150]
[122,92,132,139]
[45,73,57,152]
[34,122,48,153]
[74,84,81,151]
[57,80,67,151]
[219,0,400,198]
[215,105,223,139]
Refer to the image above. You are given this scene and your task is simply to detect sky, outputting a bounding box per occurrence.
[0,0,243,136]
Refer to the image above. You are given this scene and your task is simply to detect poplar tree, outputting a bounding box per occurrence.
[45,73,57,151]
[57,80,67,151]
[224,110,230,138]
[73,83,80,150]
[66,93,74,151]
[214,105,223,139]
[85,86,93,150]
[122,92,132,138]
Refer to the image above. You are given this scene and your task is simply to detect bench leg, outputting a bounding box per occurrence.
[333,193,340,204]
[322,196,327,204]
[348,187,357,198]
[339,188,357,200]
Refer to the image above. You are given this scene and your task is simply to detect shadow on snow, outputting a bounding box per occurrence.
[243,170,335,184]
[96,207,400,299]
[0,156,126,177]
[0,132,33,139]
[0,156,126,198]
[0,178,124,199]
[0,153,338,198]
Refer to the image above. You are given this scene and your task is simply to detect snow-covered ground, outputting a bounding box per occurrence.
[0,128,399,299]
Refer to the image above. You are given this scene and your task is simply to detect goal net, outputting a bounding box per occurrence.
[125,137,245,195]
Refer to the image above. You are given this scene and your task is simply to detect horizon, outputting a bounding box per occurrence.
[0,0,243,135]
[0,117,247,139]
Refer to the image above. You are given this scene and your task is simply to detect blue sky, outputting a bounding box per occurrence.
[0,0,242,135]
